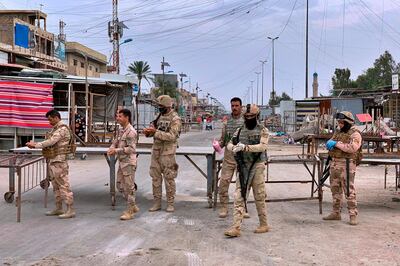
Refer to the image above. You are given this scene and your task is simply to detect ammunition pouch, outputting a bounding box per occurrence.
[42,125,76,159]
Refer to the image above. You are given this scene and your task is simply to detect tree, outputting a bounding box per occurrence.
[269,92,292,106]
[127,61,151,141]
[151,78,177,99]
[331,68,357,96]
[356,51,398,90]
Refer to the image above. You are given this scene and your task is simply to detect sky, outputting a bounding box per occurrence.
[1,0,400,108]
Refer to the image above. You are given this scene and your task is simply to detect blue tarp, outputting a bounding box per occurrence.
[14,23,30,48]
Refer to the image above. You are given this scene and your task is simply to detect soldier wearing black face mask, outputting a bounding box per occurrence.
[324,111,362,226]
[143,95,182,213]
[224,104,270,237]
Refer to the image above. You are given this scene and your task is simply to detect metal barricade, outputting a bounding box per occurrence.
[1,154,48,222]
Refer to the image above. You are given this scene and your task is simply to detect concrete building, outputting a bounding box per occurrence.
[65,42,107,78]
[0,10,66,71]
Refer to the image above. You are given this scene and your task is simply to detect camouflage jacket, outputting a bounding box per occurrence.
[153,110,181,155]
[36,121,71,163]
[110,123,137,167]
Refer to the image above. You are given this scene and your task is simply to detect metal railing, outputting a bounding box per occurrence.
[2,154,48,222]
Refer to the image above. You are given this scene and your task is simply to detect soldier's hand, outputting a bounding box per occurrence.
[107,148,117,155]
[232,143,246,153]
[26,141,36,149]
[143,127,156,137]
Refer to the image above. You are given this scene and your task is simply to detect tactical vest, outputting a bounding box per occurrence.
[233,124,266,164]
[328,126,362,163]
[223,116,244,145]
[42,124,76,159]
[154,111,180,146]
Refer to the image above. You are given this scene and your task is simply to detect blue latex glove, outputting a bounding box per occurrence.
[326,140,337,151]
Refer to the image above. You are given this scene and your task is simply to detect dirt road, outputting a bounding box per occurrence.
[1,129,399,265]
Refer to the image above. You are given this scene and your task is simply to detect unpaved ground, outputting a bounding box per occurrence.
[0,128,399,266]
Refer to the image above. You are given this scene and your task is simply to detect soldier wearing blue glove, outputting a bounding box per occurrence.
[324,111,362,226]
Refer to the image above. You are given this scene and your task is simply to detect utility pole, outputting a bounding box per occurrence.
[111,0,120,73]
[250,80,254,104]
[305,0,309,98]
[268,36,279,114]
[108,0,127,74]
[260,60,267,106]
[161,57,170,95]
[58,20,66,41]
[255,72,261,105]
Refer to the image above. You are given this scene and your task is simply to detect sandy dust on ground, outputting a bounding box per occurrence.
[0,128,399,266]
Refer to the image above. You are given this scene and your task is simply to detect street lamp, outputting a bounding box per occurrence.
[255,72,261,105]
[161,57,170,95]
[268,36,279,114]
[120,38,133,45]
[179,72,187,90]
[260,60,267,106]
[250,80,254,103]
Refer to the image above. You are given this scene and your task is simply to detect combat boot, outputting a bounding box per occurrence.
[224,226,241,237]
[322,212,341,221]
[46,202,64,216]
[58,204,76,219]
[166,203,175,212]
[132,204,140,213]
[254,224,270,233]
[120,205,135,220]
[349,215,358,226]
[148,200,161,212]
[219,205,228,218]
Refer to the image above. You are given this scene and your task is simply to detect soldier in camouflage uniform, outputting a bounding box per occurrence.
[108,109,139,220]
[224,104,270,237]
[143,95,181,212]
[216,97,246,218]
[324,111,362,226]
[26,110,75,219]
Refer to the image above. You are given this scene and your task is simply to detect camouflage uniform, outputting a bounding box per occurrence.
[110,123,138,215]
[225,121,270,236]
[327,125,362,219]
[36,121,74,217]
[149,108,181,212]
[218,115,243,218]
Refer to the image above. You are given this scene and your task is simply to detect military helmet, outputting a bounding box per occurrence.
[335,111,355,125]
[157,95,173,107]
[244,104,260,118]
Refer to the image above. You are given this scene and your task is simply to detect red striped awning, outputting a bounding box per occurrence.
[0,80,53,128]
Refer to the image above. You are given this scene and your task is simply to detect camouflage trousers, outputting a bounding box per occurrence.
[117,163,136,206]
[48,161,74,205]
[149,150,179,203]
[329,159,358,216]
[219,155,237,206]
[232,163,267,229]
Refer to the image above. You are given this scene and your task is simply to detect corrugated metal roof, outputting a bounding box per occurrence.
[0,74,137,85]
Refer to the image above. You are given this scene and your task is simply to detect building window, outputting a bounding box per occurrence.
[73,59,77,66]
[89,65,92,71]
[81,62,84,68]
[95,67,99,72]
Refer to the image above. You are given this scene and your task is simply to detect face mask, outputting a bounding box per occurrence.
[245,118,257,130]
[340,121,352,133]
[159,107,168,114]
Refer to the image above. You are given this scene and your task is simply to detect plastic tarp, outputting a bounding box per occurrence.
[14,23,30,48]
